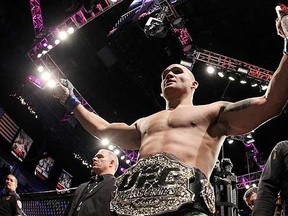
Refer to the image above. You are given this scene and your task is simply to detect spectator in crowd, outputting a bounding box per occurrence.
[0,174,23,216]
[243,186,258,210]
[65,149,119,216]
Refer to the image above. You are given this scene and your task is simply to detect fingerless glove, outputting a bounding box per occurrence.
[64,95,81,112]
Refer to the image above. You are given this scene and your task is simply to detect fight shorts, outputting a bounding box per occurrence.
[110,153,215,216]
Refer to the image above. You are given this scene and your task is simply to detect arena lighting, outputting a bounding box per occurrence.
[206,65,215,75]
[180,60,193,69]
[101,138,110,146]
[120,167,125,173]
[240,132,256,145]
[46,80,57,88]
[42,50,48,55]
[114,149,120,155]
[43,42,48,48]
[246,133,253,139]
[236,66,249,74]
[30,6,97,59]
[261,83,268,91]
[67,27,75,34]
[245,138,255,144]
[250,80,259,88]
[227,73,237,81]
[54,39,61,45]
[108,145,115,150]
[37,65,44,72]
[33,65,58,88]
[40,71,51,80]
[239,77,247,84]
[58,31,68,40]
[227,138,234,144]
[44,78,57,89]
[237,171,262,189]
[246,131,255,138]
[98,137,138,165]
[245,184,257,189]
[217,71,226,78]
[109,0,120,4]
[28,75,53,89]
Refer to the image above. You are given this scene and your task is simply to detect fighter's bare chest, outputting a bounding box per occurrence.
[141,109,209,133]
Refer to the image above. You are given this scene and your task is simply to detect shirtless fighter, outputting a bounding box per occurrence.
[54,16,288,216]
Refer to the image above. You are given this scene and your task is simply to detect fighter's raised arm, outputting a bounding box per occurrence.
[53,80,141,150]
[212,15,288,136]
[216,54,288,136]
[75,105,142,149]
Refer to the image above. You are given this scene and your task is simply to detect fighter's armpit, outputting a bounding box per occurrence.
[224,99,252,112]
[211,100,252,136]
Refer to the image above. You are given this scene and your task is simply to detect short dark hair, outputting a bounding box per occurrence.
[243,187,258,200]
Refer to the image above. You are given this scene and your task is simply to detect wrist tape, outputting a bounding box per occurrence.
[64,95,81,112]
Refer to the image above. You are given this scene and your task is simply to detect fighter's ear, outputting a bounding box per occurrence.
[191,80,198,89]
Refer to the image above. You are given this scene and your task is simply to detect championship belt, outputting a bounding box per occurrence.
[110,154,196,216]
[200,179,216,214]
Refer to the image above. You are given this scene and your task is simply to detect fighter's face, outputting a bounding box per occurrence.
[161,64,197,98]
[5,175,17,192]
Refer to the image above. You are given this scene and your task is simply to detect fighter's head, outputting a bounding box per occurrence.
[160,64,198,100]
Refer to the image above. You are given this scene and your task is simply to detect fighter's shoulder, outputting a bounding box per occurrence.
[209,101,232,108]
[134,110,166,127]
[136,110,165,120]
[133,115,150,128]
[195,101,232,113]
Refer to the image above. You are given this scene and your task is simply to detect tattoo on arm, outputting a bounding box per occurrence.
[226,100,252,112]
